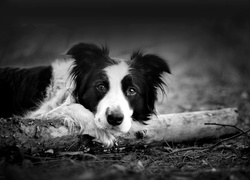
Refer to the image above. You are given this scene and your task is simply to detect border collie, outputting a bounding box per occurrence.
[0,43,170,146]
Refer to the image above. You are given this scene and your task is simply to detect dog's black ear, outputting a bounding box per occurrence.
[130,51,171,86]
[130,51,171,119]
[67,43,110,102]
[67,42,109,67]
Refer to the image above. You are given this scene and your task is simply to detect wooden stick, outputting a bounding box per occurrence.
[121,107,238,143]
[0,118,83,154]
[0,108,238,154]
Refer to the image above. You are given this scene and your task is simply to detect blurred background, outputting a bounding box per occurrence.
[0,0,250,114]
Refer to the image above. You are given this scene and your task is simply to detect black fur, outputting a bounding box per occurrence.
[128,51,171,121]
[67,43,116,112]
[0,66,52,118]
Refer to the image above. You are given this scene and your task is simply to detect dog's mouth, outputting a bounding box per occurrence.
[108,126,128,137]
[103,123,122,133]
[95,117,131,135]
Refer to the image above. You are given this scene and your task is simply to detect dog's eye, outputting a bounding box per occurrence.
[96,84,107,93]
[126,87,137,96]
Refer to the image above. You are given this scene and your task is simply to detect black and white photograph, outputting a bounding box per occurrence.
[0,0,250,179]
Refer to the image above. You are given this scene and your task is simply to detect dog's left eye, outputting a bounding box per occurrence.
[96,84,107,93]
[126,87,137,96]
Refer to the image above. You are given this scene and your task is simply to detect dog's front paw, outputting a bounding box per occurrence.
[92,129,116,147]
[44,109,63,120]
[25,111,48,119]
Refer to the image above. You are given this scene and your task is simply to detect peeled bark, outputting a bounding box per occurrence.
[0,108,238,154]
[0,118,82,154]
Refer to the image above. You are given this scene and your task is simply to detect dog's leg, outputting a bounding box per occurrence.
[25,88,69,119]
[25,87,115,146]
[45,102,116,147]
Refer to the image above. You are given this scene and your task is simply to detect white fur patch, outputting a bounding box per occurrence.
[45,103,116,147]
[25,59,75,118]
[94,61,133,133]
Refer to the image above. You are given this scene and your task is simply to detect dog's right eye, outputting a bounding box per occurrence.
[126,87,137,96]
[96,84,107,93]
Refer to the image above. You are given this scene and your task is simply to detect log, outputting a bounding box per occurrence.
[0,108,238,154]
[123,107,238,143]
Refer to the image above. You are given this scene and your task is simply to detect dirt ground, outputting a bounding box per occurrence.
[0,2,250,179]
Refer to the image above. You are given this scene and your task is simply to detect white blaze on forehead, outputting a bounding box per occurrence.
[104,61,130,85]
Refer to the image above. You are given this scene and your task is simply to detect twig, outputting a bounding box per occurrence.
[23,154,56,161]
[58,152,99,160]
[58,151,84,156]
[207,128,250,151]
[164,146,208,156]
[163,128,250,157]
[204,122,250,139]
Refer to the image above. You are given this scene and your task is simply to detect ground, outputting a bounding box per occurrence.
[0,9,250,179]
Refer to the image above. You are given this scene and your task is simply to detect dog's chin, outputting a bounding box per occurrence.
[94,117,132,135]
[110,122,132,134]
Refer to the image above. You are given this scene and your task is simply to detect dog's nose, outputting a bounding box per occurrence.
[106,107,124,126]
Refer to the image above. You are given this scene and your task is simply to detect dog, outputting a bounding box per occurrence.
[0,42,170,146]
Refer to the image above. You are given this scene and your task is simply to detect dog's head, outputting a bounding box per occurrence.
[67,43,170,134]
